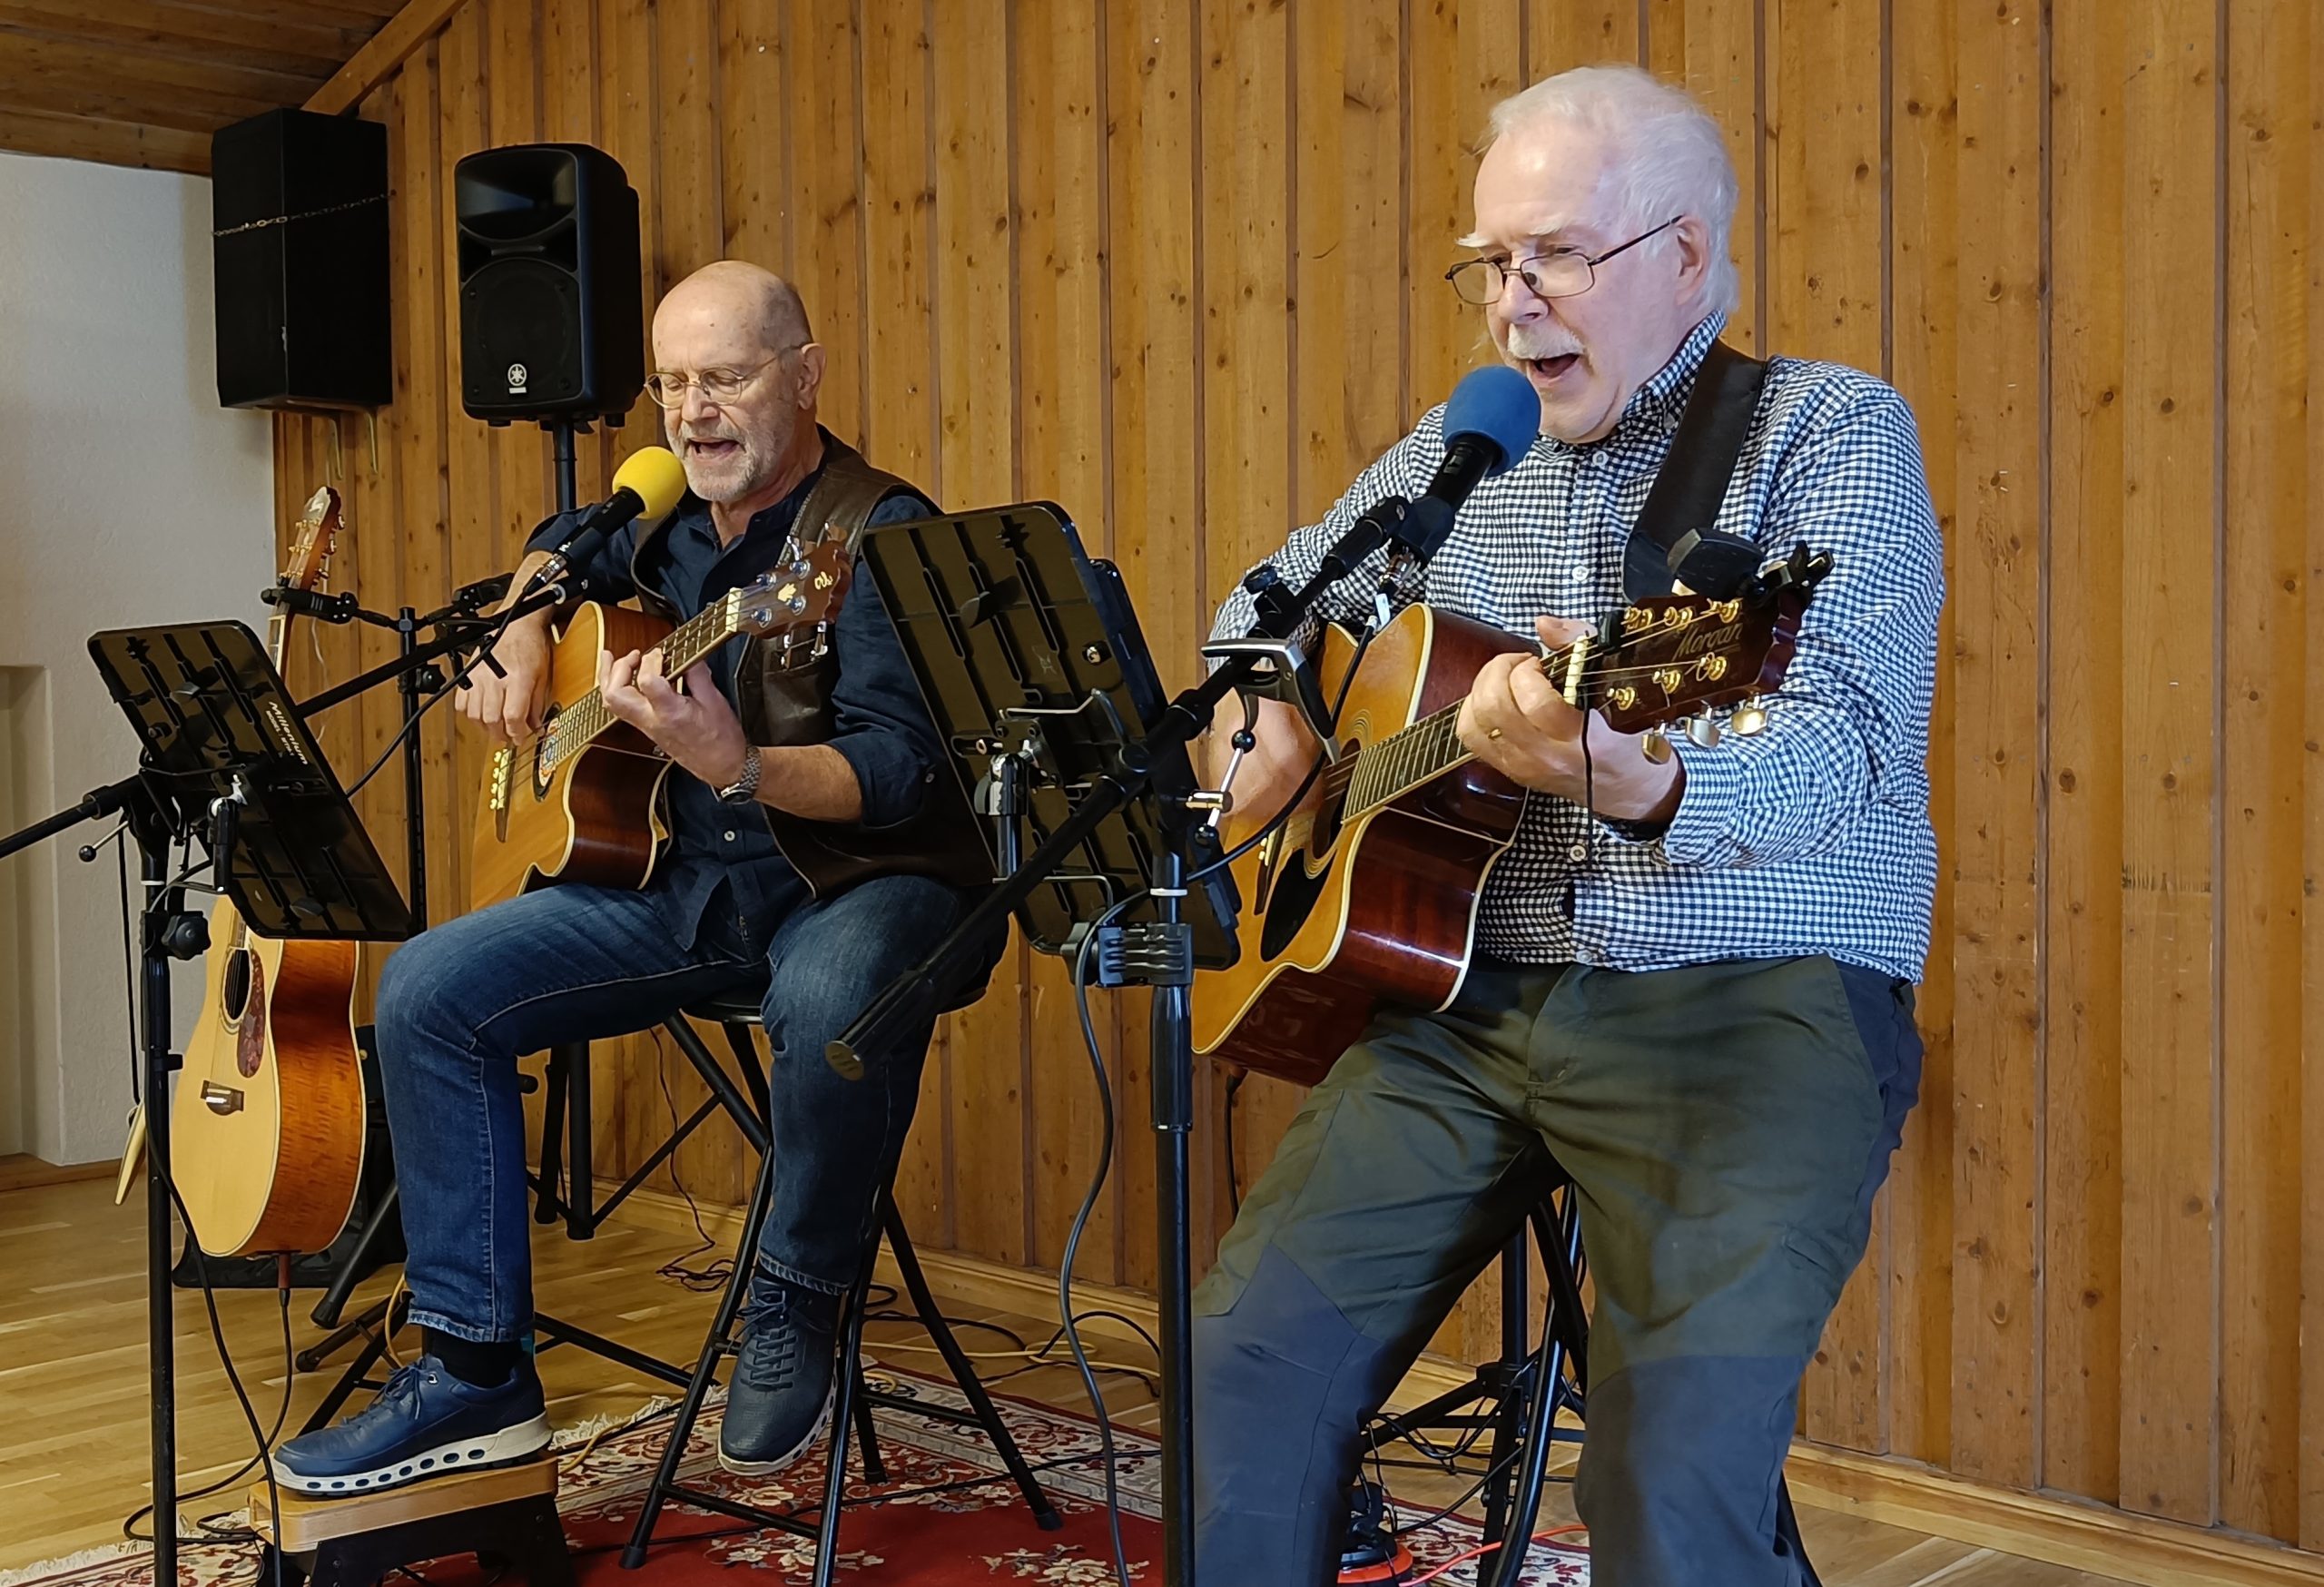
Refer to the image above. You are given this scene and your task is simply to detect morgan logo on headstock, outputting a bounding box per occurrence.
[1673,620,1743,660]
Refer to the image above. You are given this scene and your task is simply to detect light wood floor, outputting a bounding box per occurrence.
[0,1175,2135,1585]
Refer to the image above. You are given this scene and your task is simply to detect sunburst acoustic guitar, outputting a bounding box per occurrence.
[1193,547,1831,1086]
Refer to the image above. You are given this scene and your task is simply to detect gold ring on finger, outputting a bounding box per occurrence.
[1487,726,1504,741]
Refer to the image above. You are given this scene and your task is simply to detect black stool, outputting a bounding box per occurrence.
[621,988,1063,1582]
[1362,1179,1588,1585]
[1365,1173,1821,1585]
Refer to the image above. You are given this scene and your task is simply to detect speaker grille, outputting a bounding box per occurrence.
[462,261,584,406]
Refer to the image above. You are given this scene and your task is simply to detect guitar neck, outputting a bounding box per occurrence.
[1344,645,1581,817]
[548,596,743,758]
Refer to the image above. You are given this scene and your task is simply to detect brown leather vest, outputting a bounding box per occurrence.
[626,434,992,898]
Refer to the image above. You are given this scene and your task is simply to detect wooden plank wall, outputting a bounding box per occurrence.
[267,0,2324,1549]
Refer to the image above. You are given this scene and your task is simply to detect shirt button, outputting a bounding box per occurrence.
[723,831,737,843]
[1571,562,1591,580]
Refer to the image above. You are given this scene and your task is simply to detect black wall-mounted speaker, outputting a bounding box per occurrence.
[212,108,391,410]
[453,143,644,425]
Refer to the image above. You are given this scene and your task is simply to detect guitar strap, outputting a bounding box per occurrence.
[1620,339,1769,601]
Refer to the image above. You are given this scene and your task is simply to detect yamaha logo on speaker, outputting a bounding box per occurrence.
[507,362,529,393]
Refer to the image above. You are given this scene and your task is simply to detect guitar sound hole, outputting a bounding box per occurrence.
[1256,786,1350,961]
[222,951,252,1023]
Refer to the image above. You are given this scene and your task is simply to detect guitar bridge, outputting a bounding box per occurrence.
[199,1081,245,1116]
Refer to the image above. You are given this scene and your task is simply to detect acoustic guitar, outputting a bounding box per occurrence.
[1193,548,1830,1085]
[173,488,368,1257]
[468,543,852,912]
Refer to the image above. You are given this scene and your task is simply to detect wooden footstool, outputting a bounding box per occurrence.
[246,1457,569,1587]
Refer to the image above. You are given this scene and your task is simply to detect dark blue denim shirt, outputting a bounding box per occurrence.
[526,451,942,950]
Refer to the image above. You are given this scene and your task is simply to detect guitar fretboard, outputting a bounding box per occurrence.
[1339,644,1583,816]
[541,593,738,768]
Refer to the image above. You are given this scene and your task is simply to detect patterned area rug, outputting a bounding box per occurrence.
[2,1369,1588,1585]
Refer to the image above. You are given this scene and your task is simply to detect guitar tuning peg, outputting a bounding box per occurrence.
[1685,715,1722,749]
[1640,728,1673,764]
[1730,699,1768,735]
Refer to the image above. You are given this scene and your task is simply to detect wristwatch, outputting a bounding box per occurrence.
[715,744,763,804]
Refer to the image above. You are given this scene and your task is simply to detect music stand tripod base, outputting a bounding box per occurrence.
[247,1458,569,1587]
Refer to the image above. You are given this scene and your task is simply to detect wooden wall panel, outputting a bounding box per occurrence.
[2221,0,2310,1545]
[274,0,2324,1553]
[2044,0,2130,1509]
[1764,0,1890,1454]
[1939,0,2046,1490]
[2115,0,2221,1526]
[932,0,1032,1270]
[1885,0,1957,1473]
[858,0,950,1248]
[1014,0,1118,1283]
[2302,9,2324,1552]
[1101,0,1201,1295]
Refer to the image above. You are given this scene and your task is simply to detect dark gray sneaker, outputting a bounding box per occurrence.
[718,1268,841,1475]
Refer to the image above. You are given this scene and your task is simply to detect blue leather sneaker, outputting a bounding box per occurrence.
[271,1356,550,1497]
[718,1269,840,1475]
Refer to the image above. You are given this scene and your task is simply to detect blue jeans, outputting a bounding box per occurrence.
[375,872,992,1344]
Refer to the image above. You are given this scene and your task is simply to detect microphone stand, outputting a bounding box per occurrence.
[832,505,1414,1587]
[0,776,186,1581]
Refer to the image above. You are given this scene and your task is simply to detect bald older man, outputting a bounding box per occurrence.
[273,262,998,1496]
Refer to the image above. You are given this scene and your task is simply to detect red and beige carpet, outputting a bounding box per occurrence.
[2,1371,1589,1585]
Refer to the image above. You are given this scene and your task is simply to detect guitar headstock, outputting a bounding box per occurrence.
[1583,548,1830,735]
[732,541,852,637]
[283,486,343,594]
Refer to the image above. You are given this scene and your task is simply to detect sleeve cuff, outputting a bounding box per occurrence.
[825,732,929,830]
[1655,739,1742,868]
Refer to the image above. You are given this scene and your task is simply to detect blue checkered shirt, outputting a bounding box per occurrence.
[1209,314,1942,982]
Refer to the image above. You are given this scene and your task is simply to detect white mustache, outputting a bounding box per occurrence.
[1504,327,1581,361]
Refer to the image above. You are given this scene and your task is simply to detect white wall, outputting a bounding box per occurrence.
[0,151,276,1165]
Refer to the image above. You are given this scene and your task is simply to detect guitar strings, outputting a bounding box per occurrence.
[1324,629,1787,813]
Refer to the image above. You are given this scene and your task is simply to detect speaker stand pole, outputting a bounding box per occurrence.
[538,414,588,1239]
[547,418,579,515]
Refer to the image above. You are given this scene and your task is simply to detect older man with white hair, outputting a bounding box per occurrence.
[1194,65,1941,1585]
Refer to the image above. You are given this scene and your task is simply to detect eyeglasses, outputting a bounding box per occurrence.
[644,346,803,409]
[1443,216,1684,306]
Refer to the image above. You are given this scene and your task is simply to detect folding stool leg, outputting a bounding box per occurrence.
[884,1202,1064,1529]
[1482,1190,1588,1587]
[810,1257,883,1587]
[851,1375,887,1485]
[617,1138,782,1570]
[535,1051,568,1224]
[1477,1227,1533,1551]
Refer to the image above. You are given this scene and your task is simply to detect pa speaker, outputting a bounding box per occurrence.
[454,143,644,424]
[212,108,390,410]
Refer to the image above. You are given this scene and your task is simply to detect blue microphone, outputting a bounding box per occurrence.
[1397,364,1542,562]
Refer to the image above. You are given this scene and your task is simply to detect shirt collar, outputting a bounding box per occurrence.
[1549,310,1728,452]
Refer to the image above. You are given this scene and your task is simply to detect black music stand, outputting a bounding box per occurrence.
[860,501,1239,962]
[839,503,1238,1586]
[91,621,413,940]
[84,620,412,1575]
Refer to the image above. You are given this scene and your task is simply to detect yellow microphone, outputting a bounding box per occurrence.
[535,445,688,588]
[610,444,688,523]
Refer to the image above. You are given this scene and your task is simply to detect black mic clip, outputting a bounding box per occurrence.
[261,586,358,623]
[453,572,514,614]
[208,774,248,886]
